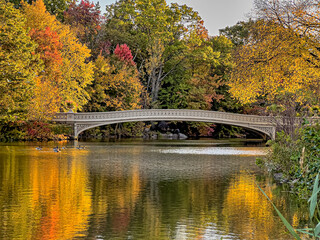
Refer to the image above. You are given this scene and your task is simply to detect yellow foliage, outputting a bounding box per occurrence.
[229,20,320,108]
[91,55,143,111]
[28,78,60,121]
[22,0,56,30]
[23,0,93,115]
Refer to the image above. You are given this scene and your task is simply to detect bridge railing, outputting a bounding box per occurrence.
[54,113,68,120]
[54,109,320,126]
[54,109,276,125]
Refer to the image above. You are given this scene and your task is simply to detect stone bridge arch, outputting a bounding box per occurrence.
[54,109,277,140]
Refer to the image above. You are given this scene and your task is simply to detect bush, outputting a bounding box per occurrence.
[0,121,71,141]
[261,122,320,197]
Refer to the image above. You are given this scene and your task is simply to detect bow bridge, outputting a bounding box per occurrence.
[54,109,278,139]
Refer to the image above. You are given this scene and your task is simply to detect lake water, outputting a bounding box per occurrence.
[0,139,307,239]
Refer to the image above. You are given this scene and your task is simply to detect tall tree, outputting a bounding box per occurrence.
[219,20,254,47]
[8,0,71,20]
[104,0,207,106]
[23,0,94,113]
[84,54,143,112]
[229,19,320,117]
[27,27,63,120]
[158,33,234,111]
[64,0,103,54]
[0,0,42,121]
[209,35,242,113]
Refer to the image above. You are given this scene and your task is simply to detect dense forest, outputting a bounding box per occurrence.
[0,0,319,141]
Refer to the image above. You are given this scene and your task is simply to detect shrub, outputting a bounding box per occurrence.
[261,122,320,197]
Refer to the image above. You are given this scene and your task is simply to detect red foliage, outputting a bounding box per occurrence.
[64,0,102,33]
[114,44,135,65]
[26,121,53,140]
[206,126,215,136]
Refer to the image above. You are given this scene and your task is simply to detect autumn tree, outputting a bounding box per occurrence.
[23,0,94,116]
[84,52,143,112]
[8,0,71,20]
[114,44,135,66]
[27,27,63,120]
[256,0,320,114]
[254,0,320,37]
[104,0,208,105]
[229,1,320,119]
[219,20,254,47]
[0,0,42,122]
[229,19,320,121]
[64,0,103,54]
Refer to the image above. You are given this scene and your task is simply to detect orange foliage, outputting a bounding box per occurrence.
[196,20,209,40]
[29,27,63,84]
[29,27,63,73]
[28,26,63,120]
[23,0,94,114]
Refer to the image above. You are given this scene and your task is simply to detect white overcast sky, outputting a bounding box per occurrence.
[94,0,254,36]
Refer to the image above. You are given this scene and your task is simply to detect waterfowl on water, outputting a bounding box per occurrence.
[36,146,42,150]
[76,145,85,150]
[53,147,60,152]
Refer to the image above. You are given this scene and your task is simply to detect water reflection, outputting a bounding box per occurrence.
[0,146,91,239]
[0,141,307,239]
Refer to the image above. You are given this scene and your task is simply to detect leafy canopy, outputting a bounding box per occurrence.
[0,0,42,121]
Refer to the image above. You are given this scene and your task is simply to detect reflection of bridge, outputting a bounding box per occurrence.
[54,109,278,139]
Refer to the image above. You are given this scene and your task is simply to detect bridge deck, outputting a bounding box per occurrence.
[54,109,280,139]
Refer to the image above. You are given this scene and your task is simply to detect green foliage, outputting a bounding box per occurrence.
[159,36,235,112]
[103,0,212,104]
[50,123,71,135]
[0,121,26,141]
[9,0,71,20]
[262,123,320,197]
[158,63,190,109]
[219,20,254,46]
[78,122,145,139]
[115,122,145,137]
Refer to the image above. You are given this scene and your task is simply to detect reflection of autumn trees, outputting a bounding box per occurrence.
[223,172,281,239]
[118,173,305,239]
[222,172,309,239]
[88,161,144,238]
[0,145,309,240]
[0,148,33,240]
[0,147,92,240]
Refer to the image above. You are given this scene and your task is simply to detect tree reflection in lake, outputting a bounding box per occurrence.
[0,140,308,239]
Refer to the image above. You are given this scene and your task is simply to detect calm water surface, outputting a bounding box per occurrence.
[0,139,308,239]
